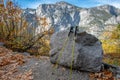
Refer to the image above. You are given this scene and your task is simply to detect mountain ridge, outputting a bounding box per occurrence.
[23,1,120,37]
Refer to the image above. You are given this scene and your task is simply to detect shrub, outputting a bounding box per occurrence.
[101,24,120,54]
[0,0,54,56]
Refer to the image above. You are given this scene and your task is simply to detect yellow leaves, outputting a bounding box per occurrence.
[100,24,120,54]
[101,24,120,54]
[101,39,119,54]
[37,38,50,56]
[110,32,119,39]
[110,24,120,39]
[101,31,112,39]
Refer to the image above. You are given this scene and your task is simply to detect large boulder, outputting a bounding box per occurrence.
[50,30,103,72]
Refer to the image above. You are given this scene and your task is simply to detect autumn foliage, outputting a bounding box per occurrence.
[101,24,120,54]
[0,0,54,56]
[101,24,120,65]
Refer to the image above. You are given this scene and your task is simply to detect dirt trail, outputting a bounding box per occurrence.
[0,46,120,80]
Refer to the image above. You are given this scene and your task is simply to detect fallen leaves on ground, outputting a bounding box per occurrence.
[103,53,120,66]
[0,46,33,80]
[89,70,116,80]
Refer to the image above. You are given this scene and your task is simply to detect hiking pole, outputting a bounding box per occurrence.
[55,26,74,68]
[70,26,78,80]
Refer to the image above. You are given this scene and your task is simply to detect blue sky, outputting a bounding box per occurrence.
[14,0,120,9]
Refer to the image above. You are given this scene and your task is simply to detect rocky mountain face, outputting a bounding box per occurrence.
[23,8,37,27]
[23,1,120,37]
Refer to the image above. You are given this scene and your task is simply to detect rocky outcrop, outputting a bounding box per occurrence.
[50,30,103,72]
[105,15,120,25]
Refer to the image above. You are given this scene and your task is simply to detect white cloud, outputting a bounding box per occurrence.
[111,3,120,8]
[92,0,120,8]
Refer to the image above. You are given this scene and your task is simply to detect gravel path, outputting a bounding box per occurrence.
[18,56,89,80]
